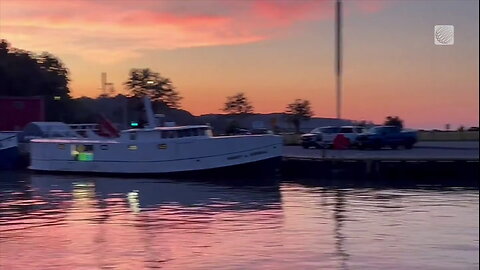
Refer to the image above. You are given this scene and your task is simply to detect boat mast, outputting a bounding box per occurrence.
[143,97,157,128]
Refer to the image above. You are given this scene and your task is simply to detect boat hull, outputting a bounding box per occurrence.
[31,156,282,179]
[29,135,283,175]
[0,146,19,170]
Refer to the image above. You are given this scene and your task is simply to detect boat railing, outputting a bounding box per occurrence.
[68,124,100,138]
[68,124,100,131]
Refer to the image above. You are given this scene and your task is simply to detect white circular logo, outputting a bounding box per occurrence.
[434,25,454,45]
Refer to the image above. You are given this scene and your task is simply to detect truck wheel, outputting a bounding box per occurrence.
[373,140,382,150]
[404,142,414,149]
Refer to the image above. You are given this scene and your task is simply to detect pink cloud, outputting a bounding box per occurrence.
[354,1,389,13]
[0,0,389,63]
[252,1,332,25]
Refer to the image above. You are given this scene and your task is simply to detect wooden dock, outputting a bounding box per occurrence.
[281,142,479,184]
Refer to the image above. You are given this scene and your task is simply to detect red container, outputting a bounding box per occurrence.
[0,97,45,131]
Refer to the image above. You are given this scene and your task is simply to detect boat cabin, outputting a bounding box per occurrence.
[120,125,213,141]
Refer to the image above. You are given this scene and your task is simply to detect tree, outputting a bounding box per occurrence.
[352,120,375,128]
[222,92,254,114]
[285,99,314,133]
[124,68,182,108]
[384,116,404,128]
[0,39,70,98]
[0,39,71,121]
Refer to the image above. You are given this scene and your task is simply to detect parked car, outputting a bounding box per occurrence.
[300,127,325,148]
[320,126,366,148]
[301,126,365,149]
[356,126,418,149]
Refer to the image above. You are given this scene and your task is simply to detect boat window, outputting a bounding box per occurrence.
[128,145,138,150]
[205,128,213,137]
[71,144,94,161]
[191,129,198,136]
[178,129,184,138]
[198,128,206,136]
[184,129,191,137]
[158,131,163,139]
[158,143,167,149]
[129,132,137,140]
[169,131,176,138]
[100,145,108,150]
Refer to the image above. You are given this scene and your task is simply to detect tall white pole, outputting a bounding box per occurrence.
[335,0,343,119]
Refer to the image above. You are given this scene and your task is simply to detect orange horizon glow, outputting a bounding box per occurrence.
[0,0,478,129]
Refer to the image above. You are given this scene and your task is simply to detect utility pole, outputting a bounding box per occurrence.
[100,72,115,96]
[101,72,107,96]
[335,0,343,119]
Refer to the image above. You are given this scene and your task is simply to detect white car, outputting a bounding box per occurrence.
[319,126,366,148]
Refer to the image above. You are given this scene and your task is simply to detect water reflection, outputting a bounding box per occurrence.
[0,172,478,270]
[28,174,283,212]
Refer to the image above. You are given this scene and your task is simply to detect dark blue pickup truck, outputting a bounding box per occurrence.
[356,126,418,149]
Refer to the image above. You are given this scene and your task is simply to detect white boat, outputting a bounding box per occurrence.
[29,98,283,175]
[0,132,19,170]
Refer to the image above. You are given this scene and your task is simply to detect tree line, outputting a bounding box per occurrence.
[1,39,411,132]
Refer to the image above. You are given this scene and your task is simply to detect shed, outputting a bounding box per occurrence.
[18,122,78,142]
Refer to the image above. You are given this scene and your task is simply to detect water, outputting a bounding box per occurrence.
[0,172,478,270]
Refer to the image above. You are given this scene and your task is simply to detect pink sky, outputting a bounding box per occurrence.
[0,0,478,129]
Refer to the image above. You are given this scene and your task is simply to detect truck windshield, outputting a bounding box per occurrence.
[339,127,354,133]
[321,127,341,134]
[370,126,399,133]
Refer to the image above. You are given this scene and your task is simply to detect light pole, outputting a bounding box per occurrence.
[335,0,343,119]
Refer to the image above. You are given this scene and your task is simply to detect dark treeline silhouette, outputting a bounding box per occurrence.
[0,40,186,125]
[0,39,71,121]
[384,116,404,128]
[285,99,313,134]
[70,95,197,128]
[222,92,254,114]
[1,40,392,133]
[124,68,182,109]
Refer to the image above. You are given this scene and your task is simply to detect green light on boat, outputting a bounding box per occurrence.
[130,122,139,127]
[78,152,94,161]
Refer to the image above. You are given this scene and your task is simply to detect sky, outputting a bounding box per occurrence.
[0,0,478,129]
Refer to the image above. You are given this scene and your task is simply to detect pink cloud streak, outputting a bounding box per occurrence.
[0,0,389,63]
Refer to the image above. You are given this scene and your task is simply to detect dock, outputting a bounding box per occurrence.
[282,141,479,184]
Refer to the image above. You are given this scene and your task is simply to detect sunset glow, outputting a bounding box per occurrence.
[1,0,478,128]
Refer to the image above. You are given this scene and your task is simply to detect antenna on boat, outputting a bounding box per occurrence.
[143,97,157,128]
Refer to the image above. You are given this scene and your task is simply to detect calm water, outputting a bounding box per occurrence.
[0,172,478,270]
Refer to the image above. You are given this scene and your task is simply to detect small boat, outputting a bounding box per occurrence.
[29,98,283,175]
[0,132,19,170]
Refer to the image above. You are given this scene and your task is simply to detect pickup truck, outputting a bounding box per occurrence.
[356,126,417,149]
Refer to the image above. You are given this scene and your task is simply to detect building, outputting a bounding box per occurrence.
[0,96,45,131]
